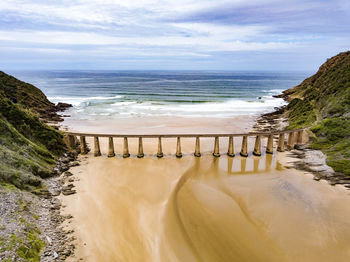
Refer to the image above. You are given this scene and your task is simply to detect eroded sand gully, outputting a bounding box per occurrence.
[61,117,350,262]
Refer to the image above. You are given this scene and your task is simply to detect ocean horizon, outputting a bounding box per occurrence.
[9,70,310,120]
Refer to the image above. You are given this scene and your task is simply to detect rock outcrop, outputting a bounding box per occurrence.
[0,71,69,189]
[0,71,72,122]
[279,51,350,175]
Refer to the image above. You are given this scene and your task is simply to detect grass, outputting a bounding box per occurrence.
[0,88,66,189]
[0,182,17,191]
[17,230,45,261]
[309,118,350,175]
[284,51,350,176]
[2,230,45,262]
[286,98,317,129]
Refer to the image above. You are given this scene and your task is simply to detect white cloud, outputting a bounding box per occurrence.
[171,23,270,40]
[0,46,69,54]
[0,0,282,27]
[0,0,348,69]
[0,30,296,52]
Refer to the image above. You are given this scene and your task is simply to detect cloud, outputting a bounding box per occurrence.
[0,0,348,70]
[167,0,350,35]
[0,30,296,53]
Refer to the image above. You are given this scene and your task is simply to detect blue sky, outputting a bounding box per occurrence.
[0,0,349,71]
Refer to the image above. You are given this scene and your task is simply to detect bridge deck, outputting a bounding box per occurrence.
[66,128,305,138]
[64,128,308,158]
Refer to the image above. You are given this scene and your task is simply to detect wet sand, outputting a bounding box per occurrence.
[60,115,257,134]
[60,116,350,262]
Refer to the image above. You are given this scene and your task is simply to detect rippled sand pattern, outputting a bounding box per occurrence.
[62,137,350,262]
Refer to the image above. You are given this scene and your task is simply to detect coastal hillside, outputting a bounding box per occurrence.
[0,72,76,261]
[280,51,350,175]
[0,71,66,189]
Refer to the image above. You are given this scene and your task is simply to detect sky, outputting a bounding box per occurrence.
[0,0,349,71]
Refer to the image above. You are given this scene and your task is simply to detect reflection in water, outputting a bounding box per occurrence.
[253,157,260,172]
[190,154,278,179]
[266,154,272,172]
[241,157,247,173]
[161,155,287,262]
[160,155,350,262]
[65,148,350,262]
[225,153,277,175]
[227,157,233,173]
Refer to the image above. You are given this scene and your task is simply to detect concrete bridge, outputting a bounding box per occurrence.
[65,129,306,158]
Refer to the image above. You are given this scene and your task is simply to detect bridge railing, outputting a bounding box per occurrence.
[65,128,307,158]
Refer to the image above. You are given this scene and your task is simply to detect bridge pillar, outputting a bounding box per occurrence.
[287,132,294,150]
[157,137,163,158]
[94,136,101,157]
[80,136,88,155]
[277,133,285,152]
[296,130,303,144]
[137,137,144,158]
[67,135,76,148]
[176,137,182,158]
[194,137,201,157]
[108,137,115,157]
[227,136,235,157]
[253,135,261,156]
[213,136,220,157]
[240,135,248,157]
[123,137,130,158]
[266,134,274,154]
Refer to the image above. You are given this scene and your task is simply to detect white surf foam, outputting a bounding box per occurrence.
[66,97,287,120]
[48,95,123,106]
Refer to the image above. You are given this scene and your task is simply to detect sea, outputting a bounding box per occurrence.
[9,70,310,120]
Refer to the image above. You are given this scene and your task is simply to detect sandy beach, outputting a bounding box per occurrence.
[2,2,349,261]
[60,115,257,134]
[60,116,350,262]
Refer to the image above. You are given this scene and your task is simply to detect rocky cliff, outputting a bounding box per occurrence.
[0,72,77,261]
[280,51,350,175]
[0,71,68,189]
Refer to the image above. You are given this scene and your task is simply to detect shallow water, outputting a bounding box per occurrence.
[62,136,350,262]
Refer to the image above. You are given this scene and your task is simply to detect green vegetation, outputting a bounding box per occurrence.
[0,227,44,261]
[0,72,71,260]
[0,187,46,261]
[310,118,350,175]
[0,71,66,189]
[0,71,56,116]
[6,230,44,261]
[0,181,17,191]
[286,98,316,129]
[281,51,350,175]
